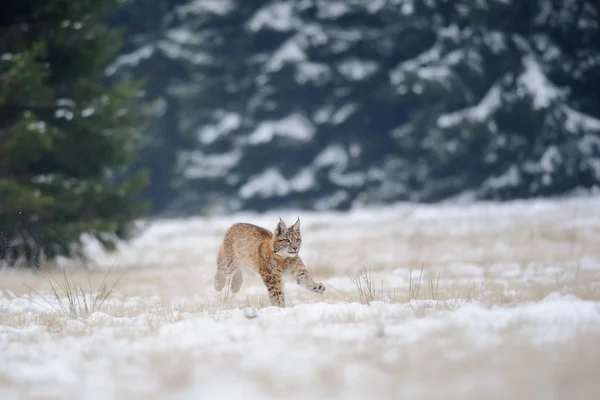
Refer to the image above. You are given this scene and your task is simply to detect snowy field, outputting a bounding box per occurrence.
[2,195,600,399]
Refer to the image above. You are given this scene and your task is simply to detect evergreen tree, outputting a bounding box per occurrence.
[175,0,442,214]
[396,0,600,201]
[0,0,147,267]
[171,0,271,214]
[106,0,192,215]
[163,0,600,213]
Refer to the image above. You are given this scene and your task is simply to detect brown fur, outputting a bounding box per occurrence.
[213,218,325,307]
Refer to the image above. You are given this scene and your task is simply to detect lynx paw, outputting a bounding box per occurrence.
[312,282,326,294]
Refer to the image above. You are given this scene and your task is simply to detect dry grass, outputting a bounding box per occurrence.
[22,266,125,319]
[1,196,600,399]
[345,265,442,305]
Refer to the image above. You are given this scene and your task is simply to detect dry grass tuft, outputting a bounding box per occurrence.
[347,265,443,305]
[23,266,125,319]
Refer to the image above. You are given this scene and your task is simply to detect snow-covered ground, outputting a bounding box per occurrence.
[2,195,600,399]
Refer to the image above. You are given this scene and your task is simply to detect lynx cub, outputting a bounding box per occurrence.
[213,218,325,307]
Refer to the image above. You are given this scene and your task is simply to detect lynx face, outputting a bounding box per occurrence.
[273,218,301,258]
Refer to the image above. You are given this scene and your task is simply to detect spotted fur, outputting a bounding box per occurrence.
[213,218,325,307]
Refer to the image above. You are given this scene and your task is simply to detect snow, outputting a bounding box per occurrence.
[540,145,561,173]
[239,168,291,198]
[437,84,502,127]
[390,45,442,85]
[197,112,241,144]
[483,31,507,54]
[289,168,316,192]
[331,103,358,124]
[1,53,17,61]
[165,28,203,45]
[314,189,349,210]
[247,1,297,32]
[81,107,95,118]
[247,113,315,144]
[6,296,597,399]
[337,59,378,81]
[27,121,47,133]
[314,144,348,169]
[299,23,328,47]
[389,39,469,87]
[157,40,212,64]
[317,1,350,19]
[400,0,415,15]
[518,55,566,109]
[266,39,306,72]
[295,61,330,84]
[482,165,521,190]
[238,167,316,199]
[313,104,358,125]
[180,150,242,179]
[430,52,600,143]
[106,45,154,76]
[2,196,600,398]
[176,0,233,16]
[54,108,74,121]
[330,171,366,187]
[564,106,600,133]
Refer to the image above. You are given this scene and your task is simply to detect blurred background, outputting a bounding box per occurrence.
[1,0,599,268]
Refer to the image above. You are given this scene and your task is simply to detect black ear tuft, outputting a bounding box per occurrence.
[275,218,287,235]
[291,217,300,232]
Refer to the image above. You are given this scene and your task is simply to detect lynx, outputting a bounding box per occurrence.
[213,218,325,307]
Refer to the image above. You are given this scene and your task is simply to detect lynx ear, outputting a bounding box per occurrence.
[291,217,300,232]
[275,218,287,235]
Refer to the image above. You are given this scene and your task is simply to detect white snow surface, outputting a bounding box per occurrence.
[435,53,600,133]
[239,168,292,199]
[180,149,242,179]
[176,0,233,16]
[437,84,502,127]
[246,113,315,144]
[247,1,297,32]
[518,55,566,109]
[106,45,154,76]
[2,195,600,399]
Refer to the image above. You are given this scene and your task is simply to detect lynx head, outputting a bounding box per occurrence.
[273,218,301,257]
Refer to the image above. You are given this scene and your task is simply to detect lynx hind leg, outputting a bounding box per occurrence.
[214,247,233,292]
[213,268,227,292]
[230,268,244,294]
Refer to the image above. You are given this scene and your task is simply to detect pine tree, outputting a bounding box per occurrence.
[175,0,443,213]
[169,0,600,213]
[396,0,600,201]
[0,0,148,267]
[172,0,272,214]
[106,0,192,215]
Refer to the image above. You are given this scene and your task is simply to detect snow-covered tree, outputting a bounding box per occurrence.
[125,0,599,214]
[0,0,147,267]
[107,0,193,214]
[395,0,600,201]
[175,0,444,213]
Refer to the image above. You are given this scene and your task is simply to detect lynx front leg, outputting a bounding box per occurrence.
[290,260,325,295]
[260,269,285,307]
